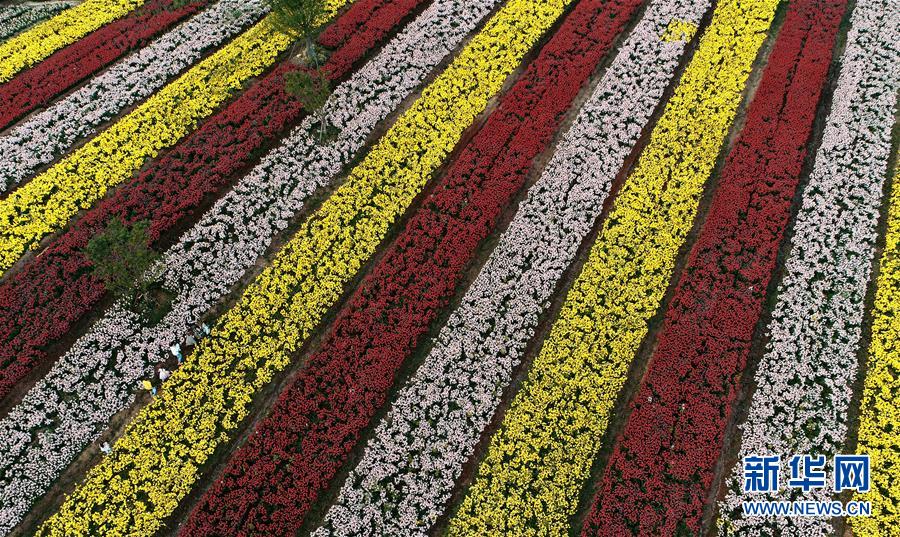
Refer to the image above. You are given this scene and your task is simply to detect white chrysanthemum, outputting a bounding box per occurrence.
[0,0,266,192]
[0,1,499,533]
[718,1,900,534]
[314,0,711,534]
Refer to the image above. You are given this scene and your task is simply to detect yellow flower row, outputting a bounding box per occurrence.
[661,18,699,42]
[37,0,572,535]
[0,11,312,275]
[852,163,900,536]
[0,0,148,83]
[447,0,781,534]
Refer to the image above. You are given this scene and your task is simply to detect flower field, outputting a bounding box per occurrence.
[588,0,848,533]
[0,3,74,49]
[0,0,896,535]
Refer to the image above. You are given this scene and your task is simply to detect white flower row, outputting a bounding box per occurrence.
[0,5,27,24]
[313,1,712,534]
[718,1,900,535]
[0,1,501,534]
[0,0,266,192]
[0,3,73,42]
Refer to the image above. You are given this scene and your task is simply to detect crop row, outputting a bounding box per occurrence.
[0,0,422,406]
[447,0,781,533]
[0,7,322,274]
[0,0,207,132]
[316,0,713,534]
[719,0,900,534]
[315,0,420,77]
[853,162,900,537]
[0,0,439,531]
[0,0,502,532]
[0,0,266,193]
[36,0,572,533]
[0,3,74,42]
[0,0,149,83]
[584,0,848,534]
[0,0,426,407]
[318,0,402,48]
[181,0,645,533]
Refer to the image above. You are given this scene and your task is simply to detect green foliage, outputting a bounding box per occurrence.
[266,0,333,138]
[298,42,329,67]
[266,0,324,41]
[84,219,162,313]
[284,68,330,111]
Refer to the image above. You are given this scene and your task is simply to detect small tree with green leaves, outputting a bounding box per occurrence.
[267,0,332,135]
[284,68,329,110]
[267,0,324,62]
[85,219,162,313]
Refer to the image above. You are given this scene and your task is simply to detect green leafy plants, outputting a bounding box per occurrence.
[84,219,167,318]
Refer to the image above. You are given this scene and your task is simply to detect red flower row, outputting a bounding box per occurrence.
[322,0,424,78]
[320,0,402,48]
[581,1,848,535]
[0,0,419,404]
[0,0,206,132]
[180,1,645,535]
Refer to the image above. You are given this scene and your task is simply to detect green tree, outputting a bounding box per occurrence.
[284,68,329,111]
[84,219,161,312]
[266,0,324,62]
[267,0,332,130]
